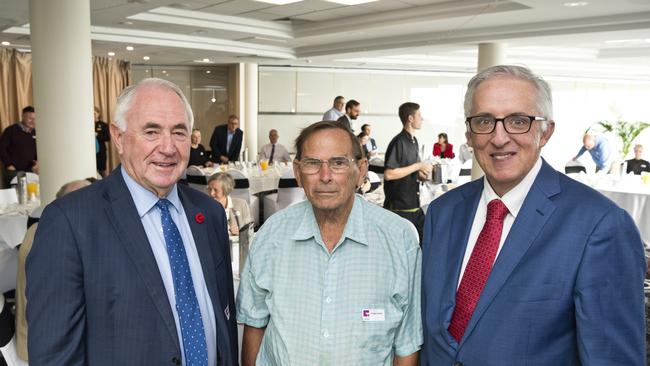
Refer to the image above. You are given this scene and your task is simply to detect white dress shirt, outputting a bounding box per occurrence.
[122,168,217,366]
[259,143,291,162]
[458,158,543,286]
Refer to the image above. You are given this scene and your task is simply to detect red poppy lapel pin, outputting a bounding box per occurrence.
[195,212,205,224]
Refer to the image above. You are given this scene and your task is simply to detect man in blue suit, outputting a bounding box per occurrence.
[421,65,646,365]
[210,115,243,163]
[26,78,238,365]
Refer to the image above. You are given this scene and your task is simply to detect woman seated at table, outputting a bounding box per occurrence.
[207,172,252,236]
[189,129,213,167]
[433,132,455,159]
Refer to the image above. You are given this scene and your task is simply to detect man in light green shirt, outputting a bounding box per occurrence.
[237,121,422,365]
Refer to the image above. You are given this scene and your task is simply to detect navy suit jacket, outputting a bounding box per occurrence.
[26,168,238,365]
[421,160,646,365]
[210,124,243,162]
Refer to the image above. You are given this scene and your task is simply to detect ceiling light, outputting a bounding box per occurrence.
[126,46,134,51]
[253,0,302,4]
[563,1,588,7]
[162,70,167,74]
[143,56,150,60]
[107,51,115,56]
[211,90,216,103]
[1,41,10,46]
[202,58,210,62]
[206,70,211,74]
[324,0,378,5]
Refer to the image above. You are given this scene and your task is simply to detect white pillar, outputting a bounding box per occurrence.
[29,0,95,204]
[243,63,258,161]
[471,43,506,180]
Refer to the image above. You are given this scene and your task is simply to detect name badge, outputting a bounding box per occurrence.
[361,308,385,322]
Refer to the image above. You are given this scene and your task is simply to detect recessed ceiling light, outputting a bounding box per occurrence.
[563,1,588,7]
[206,70,211,74]
[145,69,149,73]
[202,58,210,62]
[126,46,134,51]
[253,0,302,4]
[107,51,115,56]
[162,70,167,74]
[142,56,150,60]
[323,0,377,5]
[1,41,10,46]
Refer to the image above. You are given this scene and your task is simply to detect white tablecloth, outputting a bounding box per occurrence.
[200,165,282,195]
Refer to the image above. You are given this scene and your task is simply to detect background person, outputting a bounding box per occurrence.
[626,144,650,175]
[360,123,379,157]
[207,172,252,236]
[258,129,291,164]
[322,95,345,121]
[432,132,454,159]
[0,106,37,186]
[573,133,612,172]
[337,99,360,132]
[94,106,110,177]
[210,114,243,163]
[189,129,213,167]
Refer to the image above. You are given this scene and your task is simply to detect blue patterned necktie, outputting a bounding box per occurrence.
[156,199,208,366]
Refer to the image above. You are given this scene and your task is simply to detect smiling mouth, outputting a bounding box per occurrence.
[153,162,177,168]
[491,152,515,160]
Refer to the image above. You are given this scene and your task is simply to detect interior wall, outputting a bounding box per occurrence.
[258,66,650,171]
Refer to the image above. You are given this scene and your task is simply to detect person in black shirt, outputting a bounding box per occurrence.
[94,107,110,177]
[189,129,213,167]
[383,102,432,243]
[0,106,37,186]
[626,144,650,175]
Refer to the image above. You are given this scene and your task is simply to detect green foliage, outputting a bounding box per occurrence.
[597,120,650,158]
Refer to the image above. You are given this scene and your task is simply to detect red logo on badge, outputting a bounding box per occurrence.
[195,213,205,224]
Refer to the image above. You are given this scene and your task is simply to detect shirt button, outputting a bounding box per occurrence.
[323,330,330,338]
[325,297,332,304]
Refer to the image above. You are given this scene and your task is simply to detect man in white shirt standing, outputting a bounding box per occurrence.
[421,65,645,365]
[259,129,291,164]
[322,95,345,121]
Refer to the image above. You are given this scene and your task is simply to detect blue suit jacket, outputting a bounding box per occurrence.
[421,160,646,365]
[26,168,238,365]
[210,124,243,162]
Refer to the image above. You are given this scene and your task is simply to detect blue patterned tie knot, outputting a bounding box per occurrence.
[156,199,208,366]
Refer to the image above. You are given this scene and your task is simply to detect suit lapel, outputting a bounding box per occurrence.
[439,180,483,348]
[102,170,180,350]
[459,161,559,347]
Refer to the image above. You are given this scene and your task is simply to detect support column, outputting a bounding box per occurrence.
[29,0,95,204]
[243,63,258,161]
[471,43,506,180]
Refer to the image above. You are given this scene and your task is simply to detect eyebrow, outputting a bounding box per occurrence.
[142,122,188,131]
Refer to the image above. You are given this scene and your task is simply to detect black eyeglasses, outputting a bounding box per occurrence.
[465,114,547,134]
[298,157,356,175]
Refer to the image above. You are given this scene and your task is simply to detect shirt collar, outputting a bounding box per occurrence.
[481,157,542,218]
[291,195,368,247]
[19,122,33,133]
[121,166,181,218]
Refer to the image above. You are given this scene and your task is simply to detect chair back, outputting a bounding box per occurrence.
[0,189,18,204]
[238,222,255,272]
[277,178,305,210]
[185,166,207,192]
[565,165,586,174]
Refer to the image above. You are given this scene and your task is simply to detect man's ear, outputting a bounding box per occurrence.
[293,160,303,187]
[110,123,125,155]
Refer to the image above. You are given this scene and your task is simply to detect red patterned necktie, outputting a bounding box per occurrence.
[448,199,509,343]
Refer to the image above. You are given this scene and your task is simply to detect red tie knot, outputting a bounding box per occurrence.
[487,199,509,222]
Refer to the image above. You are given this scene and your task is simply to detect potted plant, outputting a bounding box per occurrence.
[597,120,650,159]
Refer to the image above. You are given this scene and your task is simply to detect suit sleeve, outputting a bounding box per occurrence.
[228,131,243,161]
[432,143,440,157]
[574,207,646,365]
[26,203,86,366]
[209,127,223,162]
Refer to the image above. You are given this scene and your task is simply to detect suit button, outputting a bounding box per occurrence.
[171,356,181,365]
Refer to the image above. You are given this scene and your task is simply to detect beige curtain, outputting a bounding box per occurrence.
[0,49,130,181]
[93,56,131,173]
[0,48,33,131]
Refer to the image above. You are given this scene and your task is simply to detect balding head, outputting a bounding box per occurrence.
[56,180,91,199]
[583,134,597,150]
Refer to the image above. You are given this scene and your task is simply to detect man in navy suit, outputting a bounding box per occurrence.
[26,78,238,365]
[210,115,243,163]
[421,65,646,365]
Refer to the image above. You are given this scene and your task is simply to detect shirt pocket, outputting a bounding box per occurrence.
[353,301,403,363]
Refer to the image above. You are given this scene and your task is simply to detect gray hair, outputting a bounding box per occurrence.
[113,78,194,132]
[56,179,91,199]
[207,172,235,196]
[464,65,553,131]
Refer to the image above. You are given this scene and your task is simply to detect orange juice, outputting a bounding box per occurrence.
[27,182,39,197]
[260,160,269,171]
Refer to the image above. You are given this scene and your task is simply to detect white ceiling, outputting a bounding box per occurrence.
[1,0,649,79]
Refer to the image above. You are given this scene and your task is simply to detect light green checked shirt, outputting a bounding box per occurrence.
[236,195,422,365]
